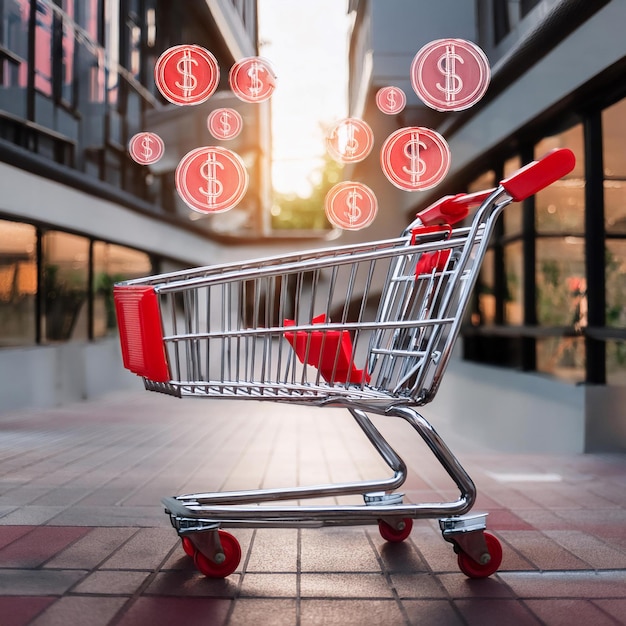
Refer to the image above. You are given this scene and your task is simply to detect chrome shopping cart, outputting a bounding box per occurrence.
[113,148,574,579]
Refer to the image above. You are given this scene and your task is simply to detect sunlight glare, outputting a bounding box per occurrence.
[258,0,349,196]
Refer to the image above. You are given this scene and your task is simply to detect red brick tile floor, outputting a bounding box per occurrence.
[1,390,625,625]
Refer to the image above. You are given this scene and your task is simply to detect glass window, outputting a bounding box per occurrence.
[60,1,76,107]
[468,171,497,326]
[603,97,626,234]
[606,240,626,328]
[0,220,37,347]
[0,0,30,114]
[477,248,496,325]
[535,124,585,233]
[606,340,626,385]
[493,0,511,43]
[536,237,585,326]
[503,155,522,236]
[41,231,89,342]
[93,242,152,337]
[504,241,522,324]
[536,336,585,383]
[468,170,495,195]
[34,1,54,96]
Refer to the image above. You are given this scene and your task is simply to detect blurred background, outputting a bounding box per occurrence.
[0,0,625,453]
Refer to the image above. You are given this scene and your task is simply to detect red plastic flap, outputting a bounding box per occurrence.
[113,285,170,383]
[415,249,451,276]
[284,314,369,384]
[501,148,575,201]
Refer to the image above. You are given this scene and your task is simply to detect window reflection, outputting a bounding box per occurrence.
[535,125,585,234]
[537,336,585,383]
[34,1,53,95]
[468,171,497,326]
[0,0,30,115]
[504,241,522,324]
[535,236,585,381]
[606,240,626,328]
[603,97,626,234]
[0,220,37,346]
[536,237,585,325]
[478,249,495,325]
[93,242,151,337]
[41,231,89,342]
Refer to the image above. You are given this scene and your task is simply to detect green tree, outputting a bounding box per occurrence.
[271,153,343,230]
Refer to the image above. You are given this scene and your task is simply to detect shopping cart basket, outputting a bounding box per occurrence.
[114,148,575,578]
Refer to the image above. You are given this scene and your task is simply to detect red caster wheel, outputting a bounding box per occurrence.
[193,530,242,578]
[457,532,503,578]
[378,518,413,543]
[181,536,196,557]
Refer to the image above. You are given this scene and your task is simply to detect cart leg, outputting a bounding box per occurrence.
[350,408,415,542]
[388,406,502,576]
[388,406,476,512]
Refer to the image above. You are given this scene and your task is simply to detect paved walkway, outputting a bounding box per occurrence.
[0,389,625,625]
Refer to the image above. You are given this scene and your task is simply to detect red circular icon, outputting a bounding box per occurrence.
[207,108,243,140]
[325,181,378,230]
[175,146,249,214]
[154,44,219,106]
[229,57,276,103]
[380,127,451,191]
[411,38,490,112]
[128,132,165,165]
[326,118,374,164]
[376,86,406,115]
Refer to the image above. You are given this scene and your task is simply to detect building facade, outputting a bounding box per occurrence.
[346,0,626,451]
[0,0,272,410]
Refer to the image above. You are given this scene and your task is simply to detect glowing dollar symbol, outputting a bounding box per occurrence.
[386,88,397,111]
[175,49,198,99]
[436,44,463,103]
[199,152,224,206]
[141,135,153,161]
[345,187,362,226]
[220,111,231,137]
[339,121,359,158]
[248,61,264,98]
[402,131,427,184]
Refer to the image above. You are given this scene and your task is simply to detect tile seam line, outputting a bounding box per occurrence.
[364,527,414,626]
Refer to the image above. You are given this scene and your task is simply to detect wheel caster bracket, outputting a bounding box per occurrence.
[181,528,226,565]
[439,513,491,565]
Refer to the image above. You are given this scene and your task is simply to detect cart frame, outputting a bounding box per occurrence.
[113,148,575,578]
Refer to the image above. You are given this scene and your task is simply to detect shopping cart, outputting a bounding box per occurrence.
[113,148,575,579]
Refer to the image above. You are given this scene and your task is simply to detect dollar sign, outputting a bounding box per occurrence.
[248,62,264,97]
[436,44,463,103]
[175,49,198,99]
[199,152,224,206]
[141,135,153,161]
[402,131,427,184]
[340,122,359,157]
[345,187,363,225]
[220,111,232,137]
[386,88,397,111]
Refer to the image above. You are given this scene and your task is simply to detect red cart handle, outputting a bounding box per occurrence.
[415,190,492,227]
[500,148,575,201]
[414,148,575,227]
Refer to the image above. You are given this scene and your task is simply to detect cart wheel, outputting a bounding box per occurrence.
[181,536,196,558]
[378,518,413,543]
[457,532,502,579]
[193,530,241,578]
